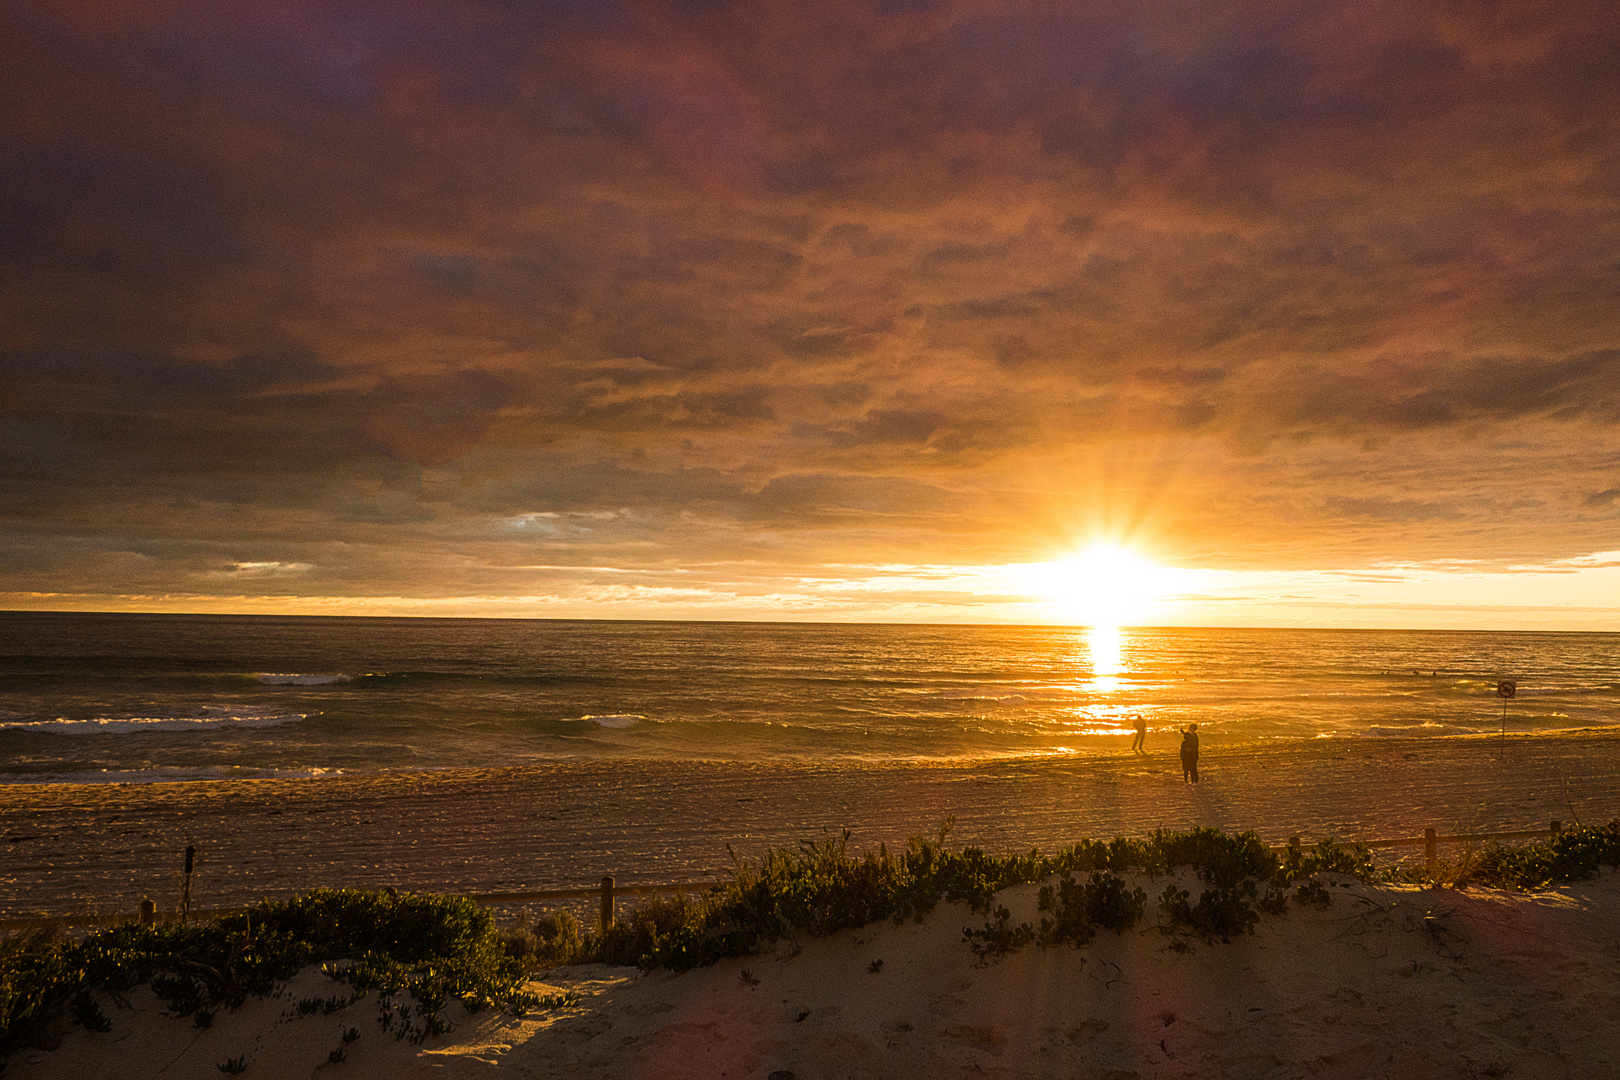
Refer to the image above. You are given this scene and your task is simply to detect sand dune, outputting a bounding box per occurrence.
[13,868,1618,1079]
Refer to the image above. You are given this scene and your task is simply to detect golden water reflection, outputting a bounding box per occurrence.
[1086,624,1124,692]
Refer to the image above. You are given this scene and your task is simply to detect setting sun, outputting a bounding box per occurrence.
[6,3,1620,1075]
[1042,544,1179,626]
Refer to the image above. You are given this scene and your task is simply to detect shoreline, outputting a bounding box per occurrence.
[5,727,1620,919]
[2,721,1613,786]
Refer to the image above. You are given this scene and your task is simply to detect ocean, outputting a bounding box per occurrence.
[1,612,1616,784]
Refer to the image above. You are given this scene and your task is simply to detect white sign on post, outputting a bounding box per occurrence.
[1497,680,1516,757]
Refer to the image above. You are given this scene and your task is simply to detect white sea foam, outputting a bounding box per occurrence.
[255,673,351,685]
[582,714,643,728]
[1362,722,1467,737]
[0,765,338,784]
[0,712,305,735]
[932,689,1030,705]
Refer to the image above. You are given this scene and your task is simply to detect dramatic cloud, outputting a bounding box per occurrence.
[2,0,1617,624]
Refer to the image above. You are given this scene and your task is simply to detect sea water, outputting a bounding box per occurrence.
[2,611,1616,784]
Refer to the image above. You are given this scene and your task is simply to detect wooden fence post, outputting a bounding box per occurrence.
[139,899,156,925]
[1423,828,1437,874]
[181,846,196,925]
[1550,820,1562,835]
[1288,836,1301,857]
[600,876,615,934]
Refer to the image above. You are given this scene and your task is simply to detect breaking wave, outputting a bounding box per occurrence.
[0,711,305,736]
[0,765,339,784]
[1361,722,1469,737]
[579,714,644,729]
[930,688,1032,706]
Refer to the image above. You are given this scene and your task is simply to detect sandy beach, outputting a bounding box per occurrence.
[11,866,1619,1079]
[4,729,1619,920]
[8,728,1618,1077]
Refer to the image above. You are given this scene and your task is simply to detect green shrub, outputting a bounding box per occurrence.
[69,991,110,1032]
[0,889,535,1062]
[1275,839,1377,886]
[962,905,1035,960]
[570,825,1066,973]
[230,889,496,962]
[588,893,721,970]
[1257,886,1290,916]
[1035,877,1096,949]
[568,824,1612,973]
[568,826,1395,970]
[1152,828,1277,890]
[1036,872,1148,948]
[1292,880,1334,909]
[1157,881,1261,943]
[1049,836,1157,875]
[1458,821,1620,889]
[503,909,583,970]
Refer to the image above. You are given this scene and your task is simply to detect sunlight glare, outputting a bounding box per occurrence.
[1085,623,1124,692]
[1043,543,1177,626]
[1087,624,1123,676]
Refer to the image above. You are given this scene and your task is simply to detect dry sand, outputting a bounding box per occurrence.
[12,869,1619,1080]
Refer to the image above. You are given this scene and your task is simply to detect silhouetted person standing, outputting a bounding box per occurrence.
[1180,725,1200,783]
[1131,715,1146,753]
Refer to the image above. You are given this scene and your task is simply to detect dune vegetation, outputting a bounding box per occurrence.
[6,821,1619,1065]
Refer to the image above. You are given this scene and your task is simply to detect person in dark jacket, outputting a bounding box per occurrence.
[1180,724,1200,783]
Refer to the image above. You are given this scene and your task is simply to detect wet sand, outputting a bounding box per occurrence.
[4,728,1618,919]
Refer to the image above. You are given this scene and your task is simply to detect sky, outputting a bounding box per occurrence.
[2,0,1618,628]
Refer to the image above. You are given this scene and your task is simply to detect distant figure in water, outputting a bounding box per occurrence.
[1131,715,1147,754]
[1180,725,1200,784]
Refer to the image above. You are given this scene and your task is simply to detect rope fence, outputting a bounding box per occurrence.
[1,820,1573,933]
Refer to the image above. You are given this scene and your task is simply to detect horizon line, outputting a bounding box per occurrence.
[1,608,1615,635]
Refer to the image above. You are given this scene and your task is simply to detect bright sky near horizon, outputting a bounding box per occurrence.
[2,1,1619,629]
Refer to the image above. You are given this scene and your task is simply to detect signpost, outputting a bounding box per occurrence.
[1497,680,1516,758]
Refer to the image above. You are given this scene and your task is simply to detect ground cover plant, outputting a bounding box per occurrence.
[0,889,538,1063]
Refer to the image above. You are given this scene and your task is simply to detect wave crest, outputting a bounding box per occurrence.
[0,712,305,736]
[1362,722,1467,738]
[0,765,338,784]
[580,714,643,729]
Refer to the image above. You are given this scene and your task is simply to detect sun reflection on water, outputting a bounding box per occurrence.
[1086,624,1125,692]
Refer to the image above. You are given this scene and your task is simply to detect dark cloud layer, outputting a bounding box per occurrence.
[2,0,1618,611]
